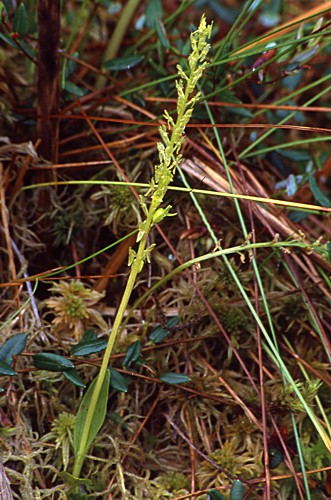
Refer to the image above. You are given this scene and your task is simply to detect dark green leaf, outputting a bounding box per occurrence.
[0,332,28,364]
[107,411,130,430]
[103,54,145,71]
[0,32,18,49]
[0,360,17,376]
[13,3,28,35]
[207,2,239,24]
[63,368,86,388]
[155,19,169,49]
[18,39,35,59]
[109,368,128,392]
[327,241,331,262]
[227,106,252,118]
[288,210,308,223]
[74,369,110,456]
[268,448,284,468]
[216,90,242,104]
[65,52,78,79]
[145,0,162,29]
[207,490,226,500]
[63,81,87,97]
[277,149,311,162]
[122,340,141,368]
[230,480,244,500]
[150,326,170,343]
[309,175,331,208]
[166,316,180,329]
[81,329,97,342]
[160,372,190,385]
[33,353,74,372]
[71,339,107,357]
[59,471,92,487]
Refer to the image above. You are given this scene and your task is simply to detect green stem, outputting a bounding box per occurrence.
[72,225,152,477]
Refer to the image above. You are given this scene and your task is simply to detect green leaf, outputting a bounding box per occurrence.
[0,32,18,49]
[268,448,284,469]
[13,3,28,35]
[122,340,141,368]
[227,106,252,118]
[327,241,331,262]
[207,490,226,500]
[149,326,170,343]
[0,332,28,364]
[155,19,169,49]
[59,471,92,487]
[0,360,17,376]
[277,149,311,162]
[33,353,74,372]
[63,81,87,97]
[166,316,180,328]
[309,175,331,208]
[73,369,110,456]
[160,372,191,385]
[63,368,86,388]
[109,368,128,392]
[145,0,162,29]
[217,90,242,104]
[81,329,97,342]
[230,480,244,500]
[107,411,130,430]
[103,54,145,71]
[71,339,107,357]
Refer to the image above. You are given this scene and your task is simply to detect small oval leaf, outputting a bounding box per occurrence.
[160,372,190,385]
[33,353,74,372]
[81,329,97,342]
[109,368,128,392]
[268,448,284,469]
[0,332,28,364]
[150,326,170,344]
[71,339,108,357]
[13,3,28,36]
[0,360,17,376]
[122,340,141,368]
[63,81,87,97]
[166,316,180,329]
[207,490,226,500]
[63,368,86,388]
[103,54,144,71]
[309,175,331,208]
[230,479,244,500]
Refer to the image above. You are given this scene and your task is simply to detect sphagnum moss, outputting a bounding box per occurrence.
[70,15,213,486]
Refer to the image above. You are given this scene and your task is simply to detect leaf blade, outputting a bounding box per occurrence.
[73,369,110,456]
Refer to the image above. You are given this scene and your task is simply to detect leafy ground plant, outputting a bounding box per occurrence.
[0,1,331,499]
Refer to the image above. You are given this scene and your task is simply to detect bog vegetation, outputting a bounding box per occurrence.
[0,1,331,499]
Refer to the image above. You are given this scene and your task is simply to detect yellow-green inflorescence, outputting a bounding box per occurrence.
[131,15,213,254]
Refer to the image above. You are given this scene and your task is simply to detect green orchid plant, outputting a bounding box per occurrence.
[70,15,213,485]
